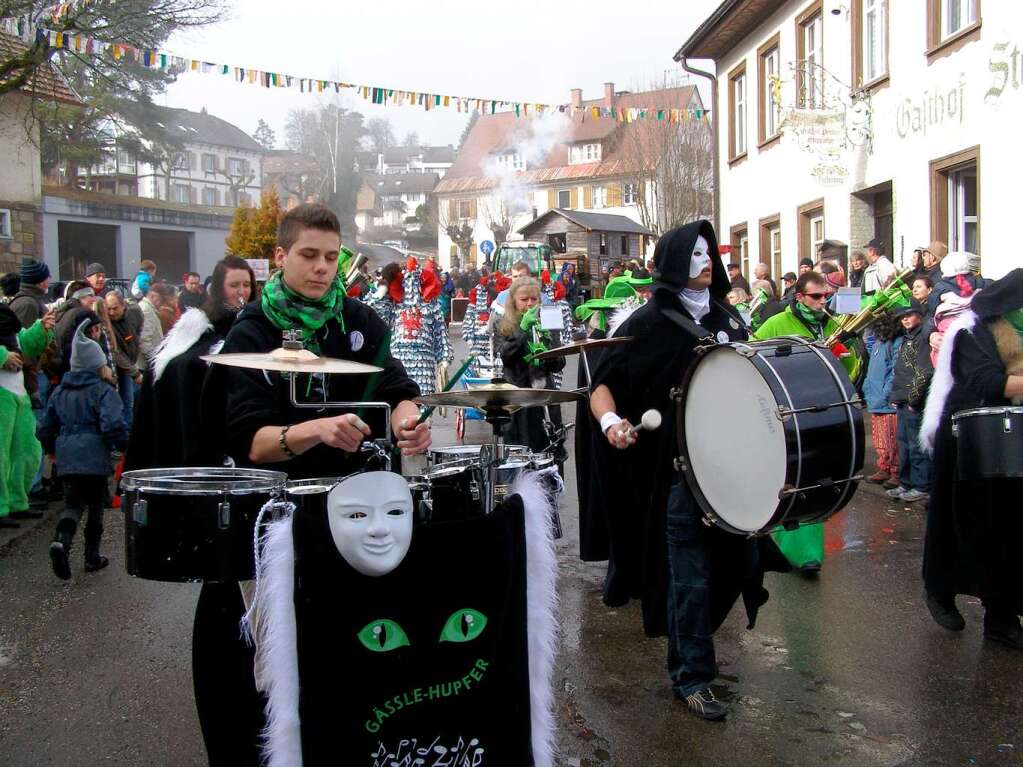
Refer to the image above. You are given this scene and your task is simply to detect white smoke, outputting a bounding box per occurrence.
[482,111,572,232]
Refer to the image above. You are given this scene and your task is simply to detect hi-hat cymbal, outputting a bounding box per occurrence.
[415,382,585,412]
[202,347,382,375]
[531,336,633,361]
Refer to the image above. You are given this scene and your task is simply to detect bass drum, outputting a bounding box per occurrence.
[121,467,287,583]
[678,337,864,535]
[952,406,1023,480]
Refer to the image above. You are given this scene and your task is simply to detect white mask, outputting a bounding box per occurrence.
[688,236,712,279]
[327,472,414,577]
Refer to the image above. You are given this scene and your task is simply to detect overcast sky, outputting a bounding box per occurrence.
[164,0,719,150]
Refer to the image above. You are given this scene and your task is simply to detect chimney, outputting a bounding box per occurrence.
[603,82,615,110]
[570,88,582,109]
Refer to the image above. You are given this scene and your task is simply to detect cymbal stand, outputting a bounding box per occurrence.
[481,407,512,515]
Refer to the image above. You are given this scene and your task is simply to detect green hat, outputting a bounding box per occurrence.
[603,277,638,301]
[574,296,623,322]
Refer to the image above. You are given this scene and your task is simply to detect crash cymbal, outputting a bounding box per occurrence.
[415,382,585,412]
[531,336,633,361]
[202,347,383,375]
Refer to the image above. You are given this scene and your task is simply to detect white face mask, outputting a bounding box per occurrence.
[328,472,414,577]
[688,236,712,279]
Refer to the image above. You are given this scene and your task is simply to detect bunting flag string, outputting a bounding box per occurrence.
[0,15,710,123]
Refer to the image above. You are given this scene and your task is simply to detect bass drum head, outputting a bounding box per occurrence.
[684,347,787,533]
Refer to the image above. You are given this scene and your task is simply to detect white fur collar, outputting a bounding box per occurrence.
[251,472,559,767]
[609,299,643,337]
[152,308,213,382]
[920,310,977,452]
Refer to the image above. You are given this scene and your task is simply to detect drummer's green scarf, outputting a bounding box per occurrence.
[261,270,346,354]
[794,301,826,337]
[1004,309,1023,345]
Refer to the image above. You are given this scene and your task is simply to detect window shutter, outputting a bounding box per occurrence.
[547,189,556,209]
[448,199,456,220]
[189,152,197,170]
[469,198,477,218]
[569,188,578,209]
[608,183,622,207]
[584,186,593,209]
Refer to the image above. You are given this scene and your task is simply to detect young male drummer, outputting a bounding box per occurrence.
[589,220,767,721]
[216,202,431,475]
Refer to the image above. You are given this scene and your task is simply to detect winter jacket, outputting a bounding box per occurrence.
[109,305,144,377]
[862,337,901,414]
[137,297,163,371]
[0,316,52,397]
[38,371,128,475]
[8,283,48,329]
[890,324,933,410]
[131,270,152,299]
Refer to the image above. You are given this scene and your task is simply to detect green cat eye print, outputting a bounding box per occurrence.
[439,608,488,643]
[358,619,411,652]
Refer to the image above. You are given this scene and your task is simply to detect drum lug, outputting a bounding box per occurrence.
[1004,417,1013,434]
[669,387,683,402]
[218,501,231,530]
[735,345,758,358]
[776,407,793,423]
[132,499,148,526]
[673,456,687,472]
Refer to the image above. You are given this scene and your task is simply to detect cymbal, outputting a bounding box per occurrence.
[415,382,585,412]
[202,347,383,375]
[532,336,633,361]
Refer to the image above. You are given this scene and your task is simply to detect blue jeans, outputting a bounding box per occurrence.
[30,371,52,494]
[666,481,716,697]
[897,405,931,491]
[118,372,136,431]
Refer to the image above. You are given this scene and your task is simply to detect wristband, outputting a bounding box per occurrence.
[279,425,297,459]
[600,412,623,434]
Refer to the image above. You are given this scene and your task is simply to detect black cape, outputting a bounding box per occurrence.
[590,220,784,637]
[923,269,1023,611]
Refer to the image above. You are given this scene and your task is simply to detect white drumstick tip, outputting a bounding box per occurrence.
[640,409,662,431]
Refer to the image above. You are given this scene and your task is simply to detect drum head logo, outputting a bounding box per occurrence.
[350,330,365,352]
[717,331,730,343]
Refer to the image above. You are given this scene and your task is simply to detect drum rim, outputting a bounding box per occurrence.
[121,467,287,494]
[952,406,1023,421]
[286,477,341,495]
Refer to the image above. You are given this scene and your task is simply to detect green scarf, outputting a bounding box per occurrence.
[794,301,826,337]
[261,270,346,354]
[1005,309,1023,345]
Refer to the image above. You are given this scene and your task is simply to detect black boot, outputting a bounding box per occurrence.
[83,522,108,573]
[984,610,1023,650]
[925,591,965,631]
[49,518,76,581]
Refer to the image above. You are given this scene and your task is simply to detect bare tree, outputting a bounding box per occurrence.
[437,201,475,263]
[363,117,394,154]
[478,194,511,247]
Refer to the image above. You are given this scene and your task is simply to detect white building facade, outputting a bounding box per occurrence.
[677,0,1018,281]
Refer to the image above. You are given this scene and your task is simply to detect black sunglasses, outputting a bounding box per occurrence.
[802,292,828,300]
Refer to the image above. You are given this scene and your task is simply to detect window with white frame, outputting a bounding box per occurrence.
[948,165,978,253]
[173,184,191,204]
[740,233,750,278]
[0,209,11,238]
[770,226,782,277]
[762,46,781,139]
[202,153,217,173]
[495,152,524,171]
[801,11,824,109]
[734,71,747,155]
[623,182,638,205]
[592,185,607,209]
[228,157,248,177]
[202,187,218,206]
[569,143,602,164]
[810,213,825,253]
[863,0,887,82]
[557,189,571,208]
[457,199,472,219]
[171,153,189,171]
[943,0,977,39]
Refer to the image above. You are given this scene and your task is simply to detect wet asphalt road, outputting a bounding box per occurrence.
[1,332,1021,767]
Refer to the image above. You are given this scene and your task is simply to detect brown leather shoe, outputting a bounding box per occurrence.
[866,471,890,484]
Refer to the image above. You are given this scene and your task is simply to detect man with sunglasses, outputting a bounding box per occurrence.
[753,270,860,576]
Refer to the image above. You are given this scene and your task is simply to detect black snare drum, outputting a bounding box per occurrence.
[121,467,287,583]
[952,407,1023,480]
[424,463,484,522]
[678,337,864,535]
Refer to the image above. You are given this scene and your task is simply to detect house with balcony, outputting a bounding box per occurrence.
[676,0,1017,281]
[433,82,706,272]
[364,172,440,230]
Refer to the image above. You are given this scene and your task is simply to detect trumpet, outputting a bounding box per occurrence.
[344,253,369,294]
[822,267,915,347]
[748,287,771,315]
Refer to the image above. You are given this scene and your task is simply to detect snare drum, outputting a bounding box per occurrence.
[952,406,1023,480]
[121,467,287,583]
[679,337,864,535]
[425,463,484,522]
[428,443,528,467]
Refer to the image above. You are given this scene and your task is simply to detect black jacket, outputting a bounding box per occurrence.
[495,324,565,453]
[109,306,144,378]
[889,324,932,409]
[209,297,419,480]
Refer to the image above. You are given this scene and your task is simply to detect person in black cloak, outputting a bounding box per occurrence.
[589,220,785,720]
[123,255,261,766]
[919,267,1023,649]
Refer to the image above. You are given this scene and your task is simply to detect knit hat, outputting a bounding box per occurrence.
[1,272,20,296]
[70,320,107,372]
[20,257,50,285]
[84,262,106,278]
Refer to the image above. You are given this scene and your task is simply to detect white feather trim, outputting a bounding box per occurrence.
[510,471,559,767]
[152,307,213,382]
[608,299,643,337]
[250,515,303,767]
[920,310,977,453]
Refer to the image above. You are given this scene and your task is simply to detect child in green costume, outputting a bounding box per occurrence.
[0,305,54,527]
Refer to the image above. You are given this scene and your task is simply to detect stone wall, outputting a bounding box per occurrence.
[0,201,42,275]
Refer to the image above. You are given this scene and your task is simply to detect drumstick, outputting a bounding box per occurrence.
[627,409,663,437]
[415,356,476,426]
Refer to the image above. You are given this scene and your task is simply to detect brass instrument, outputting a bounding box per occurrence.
[823,267,915,347]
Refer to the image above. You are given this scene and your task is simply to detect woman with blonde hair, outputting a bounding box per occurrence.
[495,277,565,453]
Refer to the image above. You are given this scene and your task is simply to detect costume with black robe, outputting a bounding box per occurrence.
[590,221,782,639]
[920,268,1023,614]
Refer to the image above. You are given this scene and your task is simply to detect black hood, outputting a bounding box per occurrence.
[652,219,730,299]
[971,268,1023,319]
[0,304,20,350]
